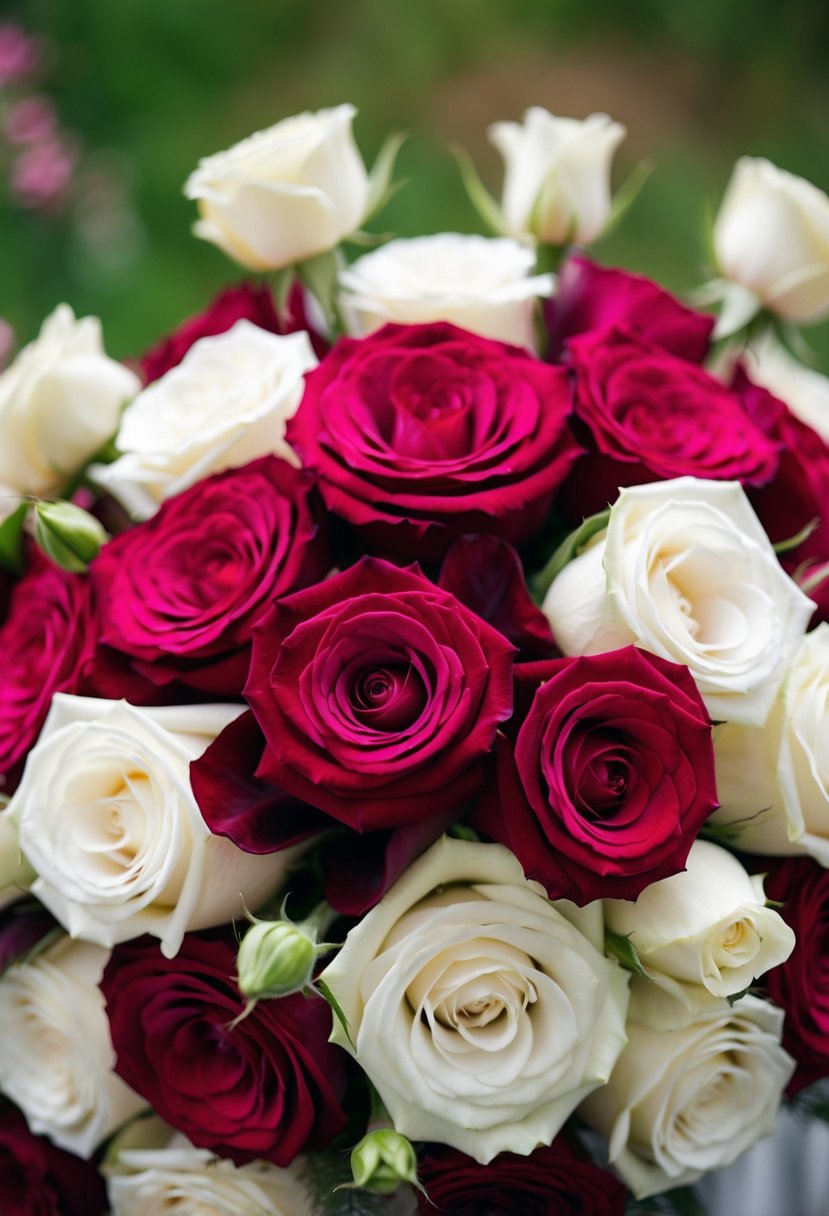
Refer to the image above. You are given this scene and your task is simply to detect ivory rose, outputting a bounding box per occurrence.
[320,836,630,1163]
[184,105,370,271]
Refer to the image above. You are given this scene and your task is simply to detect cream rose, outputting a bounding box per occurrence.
[0,935,145,1157]
[710,623,829,863]
[713,157,829,325]
[184,105,370,271]
[91,322,316,518]
[581,982,794,1198]
[604,839,794,1000]
[0,304,139,521]
[745,332,829,443]
[489,108,625,245]
[542,477,814,726]
[337,233,554,351]
[9,694,292,958]
[320,836,629,1164]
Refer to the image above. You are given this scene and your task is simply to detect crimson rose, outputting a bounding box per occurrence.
[101,933,347,1166]
[474,647,718,903]
[286,321,580,560]
[90,457,329,695]
[0,1106,107,1216]
[241,557,514,831]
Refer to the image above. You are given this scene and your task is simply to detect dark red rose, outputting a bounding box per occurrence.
[286,321,580,560]
[102,933,347,1166]
[474,647,718,904]
[764,858,829,1095]
[0,553,95,792]
[546,254,715,363]
[0,1105,107,1216]
[0,903,58,974]
[416,1139,627,1216]
[242,557,514,831]
[140,281,326,382]
[557,325,780,521]
[89,457,330,696]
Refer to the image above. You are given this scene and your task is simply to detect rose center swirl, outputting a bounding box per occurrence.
[348,663,428,731]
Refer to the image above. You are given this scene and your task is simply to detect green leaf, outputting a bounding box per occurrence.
[531,508,611,603]
[598,159,654,242]
[726,985,752,1007]
[605,928,649,979]
[453,145,510,236]
[773,517,821,555]
[364,131,407,224]
[0,502,28,573]
[317,977,355,1050]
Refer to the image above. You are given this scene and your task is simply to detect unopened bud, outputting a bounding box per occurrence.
[350,1129,418,1195]
[236,919,317,1000]
[35,501,108,573]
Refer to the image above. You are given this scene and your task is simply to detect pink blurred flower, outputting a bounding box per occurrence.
[11,135,76,210]
[5,94,56,144]
[0,319,13,370]
[0,24,40,87]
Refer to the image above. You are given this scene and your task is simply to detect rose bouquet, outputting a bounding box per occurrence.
[1,101,829,1216]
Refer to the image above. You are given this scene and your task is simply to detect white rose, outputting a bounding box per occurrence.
[542,477,814,726]
[184,105,370,271]
[91,322,316,518]
[713,157,829,325]
[744,332,829,443]
[0,304,139,521]
[9,694,292,958]
[0,935,146,1156]
[489,108,625,245]
[320,836,629,1164]
[338,233,554,351]
[106,1119,315,1216]
[581,982,794,1198]
[604,839,794,1000]
[710,623,829,863]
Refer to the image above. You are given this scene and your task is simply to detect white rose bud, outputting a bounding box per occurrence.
[604,839,794,999]
[338,233,554,352]
[236,918,317,1000]
[710,623,829,863]
[489,108,625,246]
[744,332,829,444]
[91,322,316,518]
[581,982,794,1198]
[0,936,146,1157]
[320,836,629,1164]
[184,104,370,271]
[0,806,35,910]
[9,694,294,958]
[542,477,814,727]
[714,157,829,325]
[0,304,139,521]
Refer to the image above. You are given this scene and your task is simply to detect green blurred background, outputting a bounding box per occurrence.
[2,0,829,359]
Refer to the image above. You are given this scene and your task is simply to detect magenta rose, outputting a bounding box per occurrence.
[89,456,330,696]
[101,933,347,1166]
[546,254,715,363]
[416,1139,627,1216]
[0,1106,107,1216]
[286,321,580,560]
[239,557,514,832]
[474,647,718,904]
[0,552,95,791]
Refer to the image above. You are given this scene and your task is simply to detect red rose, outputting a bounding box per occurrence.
[0,553,95,791]
[764,858,829,1095]
[89,457,330,696]
[0,1106,107,1216]
[101,933,347,1166]
[286,321,580,560]
[558,325,780,521]
[242,557,515,831]
[416,1140,627,1216]
[140,281,326,383]
[474,647,718,904]
[546,254,715,362]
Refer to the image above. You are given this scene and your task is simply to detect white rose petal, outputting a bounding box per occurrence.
[543,477,814,726]
[0,936,146,1157]
[184,105,370,271]
[0,304,139,520]
[489,108,625,245]
[320,836,629,1164]
[338,233,554,351]
[9,694,293,958]
[745,332,829,443]
[714,157,829,325]
[91,322,316,518]
[604,840,794,999]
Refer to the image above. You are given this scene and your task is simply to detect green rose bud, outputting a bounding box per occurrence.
[236,919,317,1000]
[34,500,108,573]
[350,1128,418,1195]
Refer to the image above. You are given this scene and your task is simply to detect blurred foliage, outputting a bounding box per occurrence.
[1,0,828,359]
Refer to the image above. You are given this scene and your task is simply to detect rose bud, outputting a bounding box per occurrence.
[237,918,320,1001]
[350,1129,419,1194]
[34,500,108,573]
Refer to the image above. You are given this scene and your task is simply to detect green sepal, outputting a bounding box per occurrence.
[296,248,342,334]
[317,976,356,1050]
[0,502,28,574]
[453,145,510,236]
[272,266,296,318]
[596,158,654,243]
[363,130,408,224]
[531,507,611,603]
[773,517,820,555]
[605,927,649,980]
